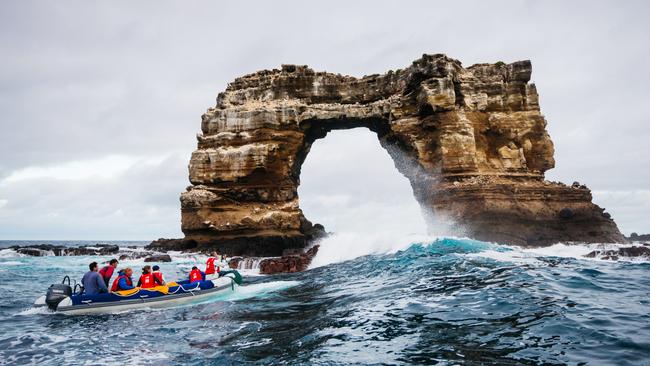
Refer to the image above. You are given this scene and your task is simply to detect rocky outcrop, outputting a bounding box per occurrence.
[585,245,650,260]
[144,254,172,263]
[258,245,319,274]
[180,54,625,256]
[11,244,120,257]
[628,233,650,242]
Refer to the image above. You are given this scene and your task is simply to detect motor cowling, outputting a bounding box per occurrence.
[45,283,72,310]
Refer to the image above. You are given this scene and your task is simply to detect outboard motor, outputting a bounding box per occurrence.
[45,276,73,310]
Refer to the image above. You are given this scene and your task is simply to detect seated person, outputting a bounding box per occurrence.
[81,261,108,295]
[137,265,163,289]
[189,266,205,283]
[152,265,166,285]
[110,267,135,292]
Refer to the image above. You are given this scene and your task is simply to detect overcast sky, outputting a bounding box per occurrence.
[0,0,648,240]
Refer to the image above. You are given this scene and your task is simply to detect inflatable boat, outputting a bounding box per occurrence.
[34,270,243,315]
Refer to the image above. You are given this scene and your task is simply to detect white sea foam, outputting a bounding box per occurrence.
[310,231,436,268]
[16,306,53,316]
[226,280,301,301]
[0,261,23,266]
[0,249,22,258]
[467,242,650,264]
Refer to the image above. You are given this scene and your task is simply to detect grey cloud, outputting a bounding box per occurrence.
[0,0,648,238]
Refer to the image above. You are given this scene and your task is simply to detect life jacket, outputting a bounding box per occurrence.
[139,273,155,288]
[111,273,133,292]
[189,269,203,283]
[152,271,164,284]
[205,257,216,275]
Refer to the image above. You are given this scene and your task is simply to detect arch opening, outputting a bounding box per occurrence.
[297,127,428,266]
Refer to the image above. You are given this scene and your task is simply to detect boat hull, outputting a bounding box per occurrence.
[37,275,240,315]
[58,281,233,315]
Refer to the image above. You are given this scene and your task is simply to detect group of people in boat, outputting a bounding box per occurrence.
[80,253,227,295]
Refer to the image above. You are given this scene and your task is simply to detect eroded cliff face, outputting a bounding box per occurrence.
[179,54,625,256]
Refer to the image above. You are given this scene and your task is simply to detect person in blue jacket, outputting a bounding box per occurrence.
[110,267,135,292]
[81,261,108,295]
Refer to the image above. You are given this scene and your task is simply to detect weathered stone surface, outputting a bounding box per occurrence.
[180,54,625,255]
[585,245,650,260]
[259,245,320,274]
[12,244,120,257]
[144,254,172,263]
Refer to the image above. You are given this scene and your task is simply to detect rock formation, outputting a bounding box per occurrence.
[178,54,625,256]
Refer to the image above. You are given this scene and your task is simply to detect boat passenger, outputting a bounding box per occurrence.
[82,261,109,295]
[110,268,135,292]
[152,265,166,285]
[189,266,205,283]
[205,256,219,275]
[99,259,118,287]
[137,265,163,289]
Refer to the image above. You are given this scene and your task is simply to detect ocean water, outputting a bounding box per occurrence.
[0,238,649,365]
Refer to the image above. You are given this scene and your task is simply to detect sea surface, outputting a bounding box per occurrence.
[0,238,648,365]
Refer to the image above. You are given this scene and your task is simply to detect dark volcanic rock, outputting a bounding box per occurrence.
[144,254,172,263]
[259,245,319,274]
[12,244,120,257]
[119,251,154,261]
[559,208,575,219]
[628,233,650,242]
[585,246,650,260]
[147,238,198,252]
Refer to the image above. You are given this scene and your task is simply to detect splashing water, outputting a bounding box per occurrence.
[0,238,649,365]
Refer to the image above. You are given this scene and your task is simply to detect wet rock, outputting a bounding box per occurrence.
[144,254,172,263]
[228,257,243,269]
[627,233,650,242]
[146,238,198,252]
[259,245,319,274]
[585,246,650,260]
[118,251,154,261]
[11,244,120,257]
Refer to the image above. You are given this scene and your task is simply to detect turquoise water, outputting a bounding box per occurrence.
[0,238,648,365]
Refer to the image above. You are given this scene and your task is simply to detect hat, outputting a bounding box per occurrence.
[152,265,160,271]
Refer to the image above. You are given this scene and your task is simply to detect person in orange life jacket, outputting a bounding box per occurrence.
[111,267,135,292]
[99,258,118,287]
[137,265,163,289]
[152,265,166,285]
[189,266,205,283]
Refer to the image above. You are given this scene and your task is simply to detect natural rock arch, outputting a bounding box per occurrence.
[178,54,624,256]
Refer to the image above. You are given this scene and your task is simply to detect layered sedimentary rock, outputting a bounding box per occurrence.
[180,54,625,256]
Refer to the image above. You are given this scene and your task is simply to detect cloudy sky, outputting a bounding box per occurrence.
[0,0,648,240]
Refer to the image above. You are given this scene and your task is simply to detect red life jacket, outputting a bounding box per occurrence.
[189,269,203,283]
[110,274,132,292]
[205,257,216,275]
[153,271,164,284]
[139,273,155,288]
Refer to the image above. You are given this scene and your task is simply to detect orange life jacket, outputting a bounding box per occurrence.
[205,257,216,275]
[110,274,132,292]
[139,273,155,288]
[189,269,203,283]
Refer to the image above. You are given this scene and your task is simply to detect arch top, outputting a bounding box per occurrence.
[176,54,624,256]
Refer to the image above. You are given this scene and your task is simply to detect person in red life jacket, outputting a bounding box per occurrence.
[110,267,135,292]
[99,259,119,287]
[137,265,163,289]
[189,266,205,283]
[205,256,220,275]
[152,265,166,285]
